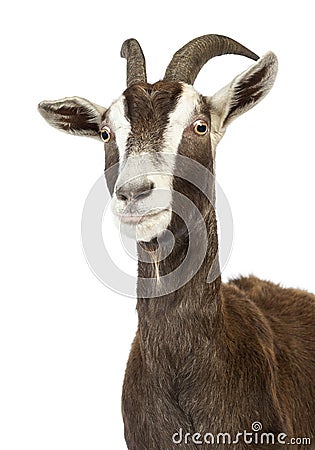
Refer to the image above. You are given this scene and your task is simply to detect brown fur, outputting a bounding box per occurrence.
[123,264,314,449]
[124,82,183,155]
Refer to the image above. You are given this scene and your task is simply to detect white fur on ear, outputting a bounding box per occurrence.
[38,97,107,139]
[208,51,278,147]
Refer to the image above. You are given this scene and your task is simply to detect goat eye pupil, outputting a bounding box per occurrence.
[100,127,111,142]
[197,124,206,133]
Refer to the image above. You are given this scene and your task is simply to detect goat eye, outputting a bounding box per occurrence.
[100,126,111,142]
[193,120,208,136]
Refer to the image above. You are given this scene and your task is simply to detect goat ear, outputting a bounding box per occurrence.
[38,97,107,139]
[208,52,278,140]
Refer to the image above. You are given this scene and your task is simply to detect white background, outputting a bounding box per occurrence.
[1,1,314,449]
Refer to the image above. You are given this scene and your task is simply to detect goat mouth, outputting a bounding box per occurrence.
[118,209,168,225]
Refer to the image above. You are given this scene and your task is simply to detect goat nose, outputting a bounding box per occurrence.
[116,180,154,202]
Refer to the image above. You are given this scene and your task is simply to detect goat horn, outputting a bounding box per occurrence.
[164,34,259,85]
[121,38,147,87]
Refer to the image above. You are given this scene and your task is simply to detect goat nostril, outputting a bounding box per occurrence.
[116,181,154,203]
[135,181,154,201]
[135,190,152,201]
[116,191,129,202]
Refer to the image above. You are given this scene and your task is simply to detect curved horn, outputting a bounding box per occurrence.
[121,38,147,87]
[164,34,259,85]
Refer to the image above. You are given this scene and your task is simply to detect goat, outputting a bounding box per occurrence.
[38,35,314,450]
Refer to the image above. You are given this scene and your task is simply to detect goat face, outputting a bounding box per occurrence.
[103,81,215,242]
[38,35,278,243]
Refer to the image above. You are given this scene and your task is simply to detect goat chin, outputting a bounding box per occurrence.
[116,209,172,242]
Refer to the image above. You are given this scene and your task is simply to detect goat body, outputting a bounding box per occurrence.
[123,276,314,449]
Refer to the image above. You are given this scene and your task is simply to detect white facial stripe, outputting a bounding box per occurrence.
[154,83,201,193]
[162,83,201,156]
[157,83,201,192]
[108,95,131,164]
